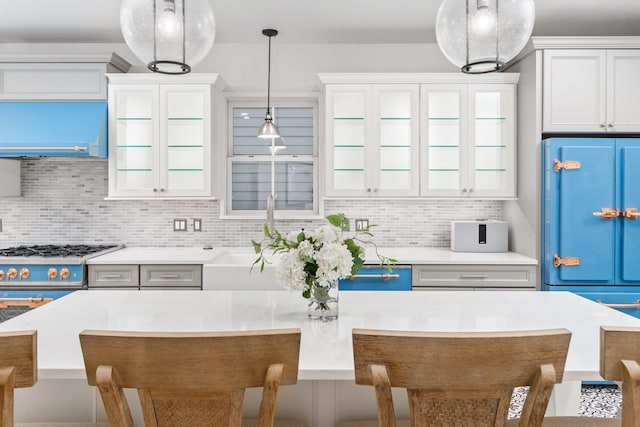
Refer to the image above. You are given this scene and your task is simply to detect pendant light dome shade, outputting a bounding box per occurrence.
[258,29,280,139]
[435,0,535,73]
[120,0,216,74]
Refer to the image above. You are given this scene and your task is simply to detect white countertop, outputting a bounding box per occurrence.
[86,246,537,265]
[86,247,219,264]
[0,290,635,381]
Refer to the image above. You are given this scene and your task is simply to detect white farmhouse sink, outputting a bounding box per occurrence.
[203,248,283,290]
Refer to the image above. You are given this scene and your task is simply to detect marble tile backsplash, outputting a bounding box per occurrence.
[0,158,501,248]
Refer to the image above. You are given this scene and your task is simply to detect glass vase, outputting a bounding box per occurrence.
[307,281,339,321]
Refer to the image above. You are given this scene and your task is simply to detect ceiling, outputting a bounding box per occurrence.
[0,0,639,44]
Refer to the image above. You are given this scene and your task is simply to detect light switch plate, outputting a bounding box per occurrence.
[193,218,202,232]
[355,219,369,231]
[173,219,187,232]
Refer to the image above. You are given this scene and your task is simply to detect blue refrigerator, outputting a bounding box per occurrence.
[542,138,640,318]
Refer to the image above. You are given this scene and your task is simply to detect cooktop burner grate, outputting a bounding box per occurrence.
[0,244,119,258]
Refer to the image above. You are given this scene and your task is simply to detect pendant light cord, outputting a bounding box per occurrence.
[266,34,272,116]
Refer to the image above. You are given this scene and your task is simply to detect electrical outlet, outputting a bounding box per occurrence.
[355,219,369,231]
[173,219,187,232]
[193,218,202,232]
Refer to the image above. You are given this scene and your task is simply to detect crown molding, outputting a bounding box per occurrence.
[317,72,519,85]
[532,36,640,50]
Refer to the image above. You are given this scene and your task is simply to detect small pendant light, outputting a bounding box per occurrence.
[258,29,280,139]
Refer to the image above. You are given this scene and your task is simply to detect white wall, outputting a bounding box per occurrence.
[502,50,541,259]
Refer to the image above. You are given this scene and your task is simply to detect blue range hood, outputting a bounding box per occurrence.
[0,102,108,158]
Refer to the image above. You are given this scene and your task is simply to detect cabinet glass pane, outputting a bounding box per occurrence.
[167,121,204,146]
[380,120,411,146]
[428,92,459,118]
[333,170,365,191]
[116,92,153,118]
[380,171,412,190]
[427,91,462,192]
[332,92,365,118]
[168,147,204,170]
[428,171,459,190]
[334,120,365,146]
[117,146,153,170]
[231,161,314,210]
[116,121,153,146]
[333,146,365,170]
[380,147,411,170]
[167,92,204,118]
[168,170,204,190]
[116,170,154,190]
[379,92,412,118]
[474,91,508,191]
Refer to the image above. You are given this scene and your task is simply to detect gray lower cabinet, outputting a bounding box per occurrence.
[411,264,536,291]
[88,264,202,290]
[88,265,139,289]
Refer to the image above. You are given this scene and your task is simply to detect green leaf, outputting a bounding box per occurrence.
[326,214,342,228]
[297,231,305,243]
[263,223,272,238]
[251,240,262,254]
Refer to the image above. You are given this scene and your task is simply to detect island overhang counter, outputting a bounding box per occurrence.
[1,290,637,426]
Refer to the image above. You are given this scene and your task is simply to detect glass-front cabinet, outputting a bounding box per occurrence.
[107,74,223,198]
[421,83,515,198]
[325,84,419,197]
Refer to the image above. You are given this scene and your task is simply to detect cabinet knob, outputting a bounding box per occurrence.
[374,188,379,193]
[600,123,606,128]
[153,188,158,192]
[608,123,614,128]
[160,188,166,192]
[366,188,372,192]
[462,188,468,193]
[469,188,474,193]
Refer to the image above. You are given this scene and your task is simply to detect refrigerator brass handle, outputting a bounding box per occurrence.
[348,274,400,282]
[597,300,640,309]
[623,208,640,220]
[593,208,620,219]
[0,297,52,308]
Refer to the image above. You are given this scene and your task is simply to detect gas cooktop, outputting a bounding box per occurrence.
[0,245,119,258]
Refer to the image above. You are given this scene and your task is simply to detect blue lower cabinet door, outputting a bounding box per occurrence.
[620,142,640,282]
[339,266,411,291]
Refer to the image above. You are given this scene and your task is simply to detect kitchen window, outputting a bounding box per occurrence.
[225,101,319,217]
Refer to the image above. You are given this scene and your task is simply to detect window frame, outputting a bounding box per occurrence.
[222,98,321,219]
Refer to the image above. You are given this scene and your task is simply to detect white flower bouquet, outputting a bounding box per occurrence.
[252,214,395,316]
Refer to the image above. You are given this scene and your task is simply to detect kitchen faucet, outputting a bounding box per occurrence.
[266,194,275,233]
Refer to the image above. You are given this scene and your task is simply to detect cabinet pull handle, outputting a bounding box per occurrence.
[460,275,489,279]
[348,274,400,282]
[160,274,181,279]
[101,274,124,279]
[623,208,640,220]
[597,299,640,309]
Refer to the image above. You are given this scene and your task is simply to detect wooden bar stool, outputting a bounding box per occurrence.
[342,327,571,427]
[0,330,36,427]
[79,328,305,427]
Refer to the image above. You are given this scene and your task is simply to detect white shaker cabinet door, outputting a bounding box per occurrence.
[607,50,640,133]
[543,50,607,133]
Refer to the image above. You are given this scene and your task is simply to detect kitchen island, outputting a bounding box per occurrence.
[0,290,634,426]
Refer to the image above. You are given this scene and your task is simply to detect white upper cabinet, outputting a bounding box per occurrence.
[421,84,515,198]
[542,46,640,133]
[325,84,420,197]
[106,74,225,199]
[320,73,518,199]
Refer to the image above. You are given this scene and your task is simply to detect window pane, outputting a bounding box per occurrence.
[231,161,313,211]
[232,106,313,156]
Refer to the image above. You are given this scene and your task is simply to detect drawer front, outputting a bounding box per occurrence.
[88,265,139,289]
[339,265,411,291]
[412,265,536,289]
[140,265,202,289]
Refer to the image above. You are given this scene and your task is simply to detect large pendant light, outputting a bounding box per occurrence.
[258,29,280,139]
[120,0,216,74]
[435,0,535,73]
